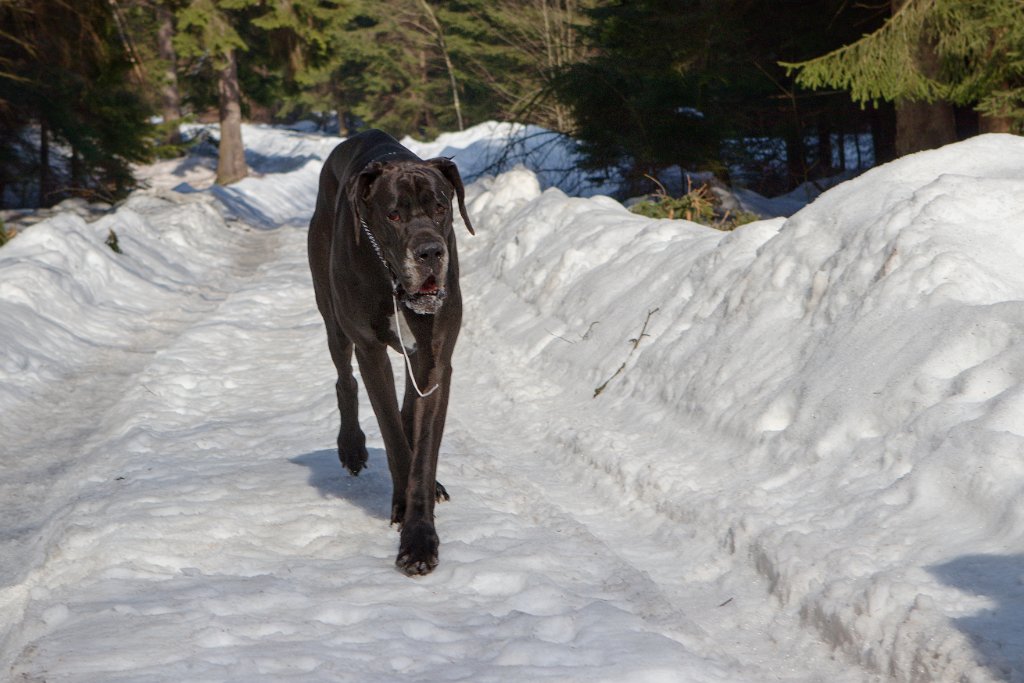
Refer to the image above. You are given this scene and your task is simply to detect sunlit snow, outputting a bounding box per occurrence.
[2,122,1023,682]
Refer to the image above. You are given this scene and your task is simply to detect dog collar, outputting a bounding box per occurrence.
[360,217,400,294]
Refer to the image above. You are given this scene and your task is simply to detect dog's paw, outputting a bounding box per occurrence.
[396,522,439,576]
[337,438,368,476]
[435,481,450,503]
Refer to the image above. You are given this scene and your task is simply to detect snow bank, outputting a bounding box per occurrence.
[0,193,244,407]
[0,190,278,667]
[457,133,1024,680]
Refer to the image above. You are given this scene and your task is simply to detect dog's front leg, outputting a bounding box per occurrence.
[401,365,452,505]
[395,356,448,576]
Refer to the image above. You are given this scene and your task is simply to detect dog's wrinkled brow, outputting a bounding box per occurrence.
[391,172,450,210]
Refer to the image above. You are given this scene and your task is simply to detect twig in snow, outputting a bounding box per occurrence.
[593,308,659,398]
[548,320,600,344]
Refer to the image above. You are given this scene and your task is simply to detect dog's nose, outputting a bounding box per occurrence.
[414,240,445,263]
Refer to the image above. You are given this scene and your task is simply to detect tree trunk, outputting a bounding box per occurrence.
[869,102,897,164]
[891,0,956,156]
[816,118,834,176]
[156,3,182,143]
[784,130,806,190]
[979,114,1013,134]
[216,49,247,186]
[106,0,147,85]
[416,0,463,131]
[338,104,354,138]
[39,118,52,206]
[894,98,956,156]
[418,48,434,133]
[541,0,576,132]
[70,146,83,189]
[288,33,304,83]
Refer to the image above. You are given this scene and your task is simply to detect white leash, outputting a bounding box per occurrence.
[392,293,440,398]
[362,215,439,399]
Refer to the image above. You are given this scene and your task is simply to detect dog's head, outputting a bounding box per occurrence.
[348,157,475,315]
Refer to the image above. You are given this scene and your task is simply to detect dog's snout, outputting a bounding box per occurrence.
[414,240,446,263]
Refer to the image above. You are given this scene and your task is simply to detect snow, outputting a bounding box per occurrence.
[3,122,1024,682]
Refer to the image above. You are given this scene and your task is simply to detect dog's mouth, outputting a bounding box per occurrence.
[401,275,447,314]
[417,275,440,295]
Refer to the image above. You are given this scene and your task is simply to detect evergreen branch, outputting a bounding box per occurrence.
[780,0,944,105]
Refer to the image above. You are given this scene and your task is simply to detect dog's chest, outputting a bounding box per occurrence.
[387,309,418,355]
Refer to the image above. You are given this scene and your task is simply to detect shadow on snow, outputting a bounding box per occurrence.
[289,448,392,522]
[929,553,1024,682]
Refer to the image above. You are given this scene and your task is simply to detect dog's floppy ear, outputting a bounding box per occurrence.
[344,161,385,245]
[427,157,475,235]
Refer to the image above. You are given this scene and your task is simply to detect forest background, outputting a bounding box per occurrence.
[1,0,1021,213]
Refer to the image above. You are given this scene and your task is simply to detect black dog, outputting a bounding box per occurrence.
[308,130,475,575]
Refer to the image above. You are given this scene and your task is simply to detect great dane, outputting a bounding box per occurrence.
[308,130,475,576]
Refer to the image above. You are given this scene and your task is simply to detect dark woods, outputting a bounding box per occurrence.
[1,0,1019,210]
[0,0,151,208]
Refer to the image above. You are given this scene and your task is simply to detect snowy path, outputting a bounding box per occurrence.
[2,215,856,681]
[6,125,1024,682]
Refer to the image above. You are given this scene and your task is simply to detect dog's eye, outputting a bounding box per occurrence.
[387,210,400,222]
[434,203,446,215]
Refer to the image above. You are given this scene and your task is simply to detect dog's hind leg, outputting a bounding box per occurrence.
[326,325,368,475]
[352,343,415,523]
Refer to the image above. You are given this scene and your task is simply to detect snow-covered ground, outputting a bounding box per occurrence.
[2,122,1024,682]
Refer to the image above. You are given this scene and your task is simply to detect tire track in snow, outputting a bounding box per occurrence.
[448,282,872,682]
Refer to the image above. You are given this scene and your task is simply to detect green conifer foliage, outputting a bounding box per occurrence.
[174,0,251,65]
[0,0,153,207]
[247,0,348,118]
[554,0,723,190]
[783,0,1024,131]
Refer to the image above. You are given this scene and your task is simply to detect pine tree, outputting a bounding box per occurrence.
[783,0,1024,138]
[172,0,592,140]
[553,0,724,190]
[247,0,347,120]
[452,0,593,132]
[174,0,256,185]
[117,1,187,144]
[309,0,472,137]
[155,2,183,141]
[366,0,474,135]
[0,0,153,207]
[552,0,893,195]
